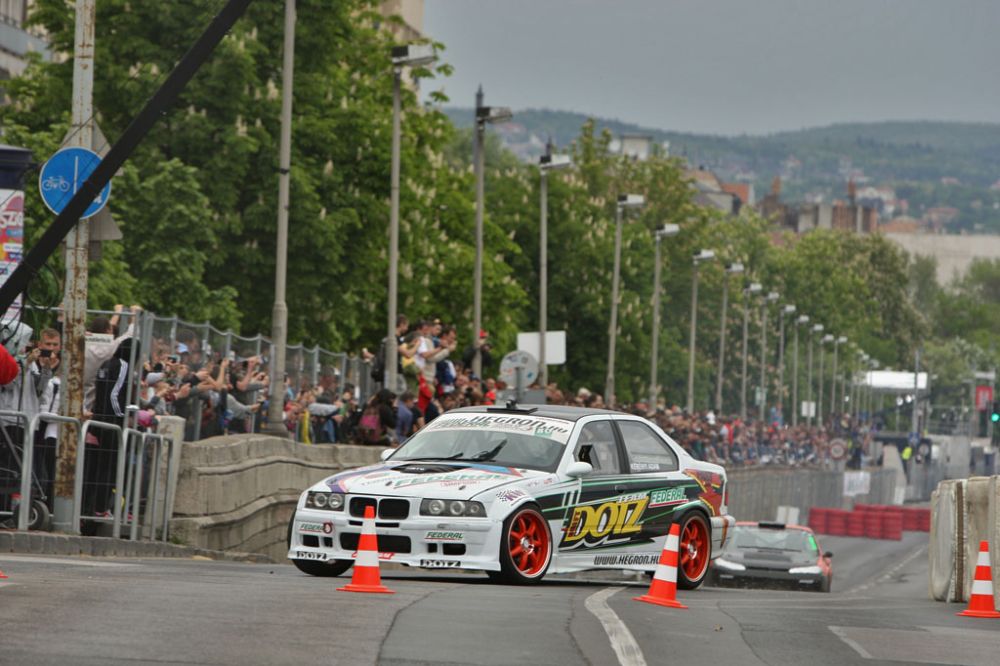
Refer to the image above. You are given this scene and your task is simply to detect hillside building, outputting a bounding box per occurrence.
[0,0,49,86]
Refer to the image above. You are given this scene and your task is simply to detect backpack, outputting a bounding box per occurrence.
[356,405,383,444]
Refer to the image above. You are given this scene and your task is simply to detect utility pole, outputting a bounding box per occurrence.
[649,232,663,408]
[385,65,401,394]
[53,0,96,531]
[605,204,624,406]
[266,0,296,435]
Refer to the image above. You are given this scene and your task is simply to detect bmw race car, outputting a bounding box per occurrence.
[287,403,735,585]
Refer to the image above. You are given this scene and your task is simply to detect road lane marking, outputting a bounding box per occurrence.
[829,625,874,660]
[584,586,648,666]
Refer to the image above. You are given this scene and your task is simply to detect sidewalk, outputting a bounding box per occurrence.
[0,530,272,563]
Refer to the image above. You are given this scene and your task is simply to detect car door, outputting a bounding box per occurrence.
[557,419,659,568]
[613,418,698,547]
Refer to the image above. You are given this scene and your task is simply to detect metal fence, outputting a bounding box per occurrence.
[19,306,374,443]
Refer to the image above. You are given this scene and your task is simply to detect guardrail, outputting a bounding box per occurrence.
[2,409,175,541]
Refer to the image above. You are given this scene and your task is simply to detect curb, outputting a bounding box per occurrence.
[0,530,273,564]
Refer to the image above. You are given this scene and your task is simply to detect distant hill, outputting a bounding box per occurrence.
[442,107,1000,231]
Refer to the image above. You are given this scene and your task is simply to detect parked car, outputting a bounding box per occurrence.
[708,521,833,592]
[287,403,735,585]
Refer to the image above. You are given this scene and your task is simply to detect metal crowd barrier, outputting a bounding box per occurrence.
[19,412,81,531]
[123,428,174,541]
[0,410,32,530]
[74,420,126,538]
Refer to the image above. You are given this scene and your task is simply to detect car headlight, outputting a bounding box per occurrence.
[713,557,746,571]
[789,565,822,575]
[420,499,486,517]
[305,491,345,511]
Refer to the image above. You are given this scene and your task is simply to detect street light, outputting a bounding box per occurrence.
[649,224,681,407]
[777,304,796,424]
[605,193,645,406]
[686,249,716,413]
[759,291,779,422]
[808,324,824,426]
[819,333,834,425]
[740,281,762,419]
[792,315,809,426]
[715,262,744,414]
[830,335,847,416]
[538,150,572,387]
[472,86,512,377]
[385,44,438,393]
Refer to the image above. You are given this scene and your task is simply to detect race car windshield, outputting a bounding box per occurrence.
[726,526,817,554]
[391,414,573,472]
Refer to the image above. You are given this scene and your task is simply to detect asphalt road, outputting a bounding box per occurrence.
[1,532,997,666]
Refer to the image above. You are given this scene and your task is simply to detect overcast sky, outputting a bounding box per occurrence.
[423,0,1000,136]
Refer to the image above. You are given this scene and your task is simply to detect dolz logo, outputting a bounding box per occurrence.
[561,497,648,549]
[419,559,461,568]
[294,550,327,561]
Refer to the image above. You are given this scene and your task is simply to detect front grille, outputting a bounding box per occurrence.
[301,535,319,548]
[340,533,412,553]
[349,496,377,518]
[348,496,410,520]
[379,499,410,519]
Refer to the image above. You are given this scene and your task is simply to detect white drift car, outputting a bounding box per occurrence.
[287,404,734,585]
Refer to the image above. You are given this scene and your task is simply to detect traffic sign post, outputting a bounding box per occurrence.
[38,147,112,219]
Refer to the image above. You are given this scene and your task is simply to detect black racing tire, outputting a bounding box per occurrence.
[29,500,51,532]
[820,576,831,593]
[676,512,712,590]
[491,504,552,585]
[286,514,353,578]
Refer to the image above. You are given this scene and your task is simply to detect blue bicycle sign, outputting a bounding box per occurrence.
[38,147,112,218]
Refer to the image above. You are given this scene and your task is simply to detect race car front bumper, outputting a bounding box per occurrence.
[287,503,505,572]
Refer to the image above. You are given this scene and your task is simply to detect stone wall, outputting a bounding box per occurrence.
[168,435,385,562]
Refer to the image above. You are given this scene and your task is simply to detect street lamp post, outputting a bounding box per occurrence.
[759,291,779,423]
[808,324,823,426]
[538,151,572,387]
[715,262,744,415]
[686,249,716,413]
[830,335,846,416]
[473,87,512,378]
[792,315,809,426]
[740,282,762,420]
[777,304,796,424]
[606,194,645,406]
[650,224,681,407]
[266,0,297,436]
[819,333,834,426]
[386,44,437,393]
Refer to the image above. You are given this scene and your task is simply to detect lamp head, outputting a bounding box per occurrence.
[655,223,680,238]
[766,291,779,302]
[693,249,716,263]
[797,315,810,325]
[813,324,824,333]
[783,304,797,315]
[746,282,762,294]
[539,153,572,170]
[822,334,834,343]
[617,193,645,208]
[476,105,513,124]
[837,336,847,344]
[725,262,744,274]
[391,44,438,68]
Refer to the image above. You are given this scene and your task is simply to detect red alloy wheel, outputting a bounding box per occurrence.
[679,516,710,583]
[507,509,550,577]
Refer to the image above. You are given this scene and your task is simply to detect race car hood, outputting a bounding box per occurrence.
[319,461,541,499]
[724,548,815,570]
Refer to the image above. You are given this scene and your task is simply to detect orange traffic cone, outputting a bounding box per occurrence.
[337,505,394,594]
[957,540,1000,618]
[634,522,687,609]
[0,568,7,580]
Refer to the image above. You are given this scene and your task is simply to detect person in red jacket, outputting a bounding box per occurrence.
[0,340,18,385]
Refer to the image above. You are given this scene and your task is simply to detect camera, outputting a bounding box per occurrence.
[40,349,53,358]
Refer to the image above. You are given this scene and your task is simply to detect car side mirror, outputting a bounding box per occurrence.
[566,461,593,478]
[823,551,833,559]
[380,448,394,462]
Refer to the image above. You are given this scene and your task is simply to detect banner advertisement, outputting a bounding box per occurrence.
[0,189,24,322]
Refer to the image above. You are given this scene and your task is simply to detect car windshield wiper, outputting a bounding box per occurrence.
[399,453,468,461]
[471,439,508,462]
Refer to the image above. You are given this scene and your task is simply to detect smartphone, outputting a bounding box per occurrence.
[40,349,53,358]
[227,351,236,362]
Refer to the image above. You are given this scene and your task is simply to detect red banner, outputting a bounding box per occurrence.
[975,385,993,411]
